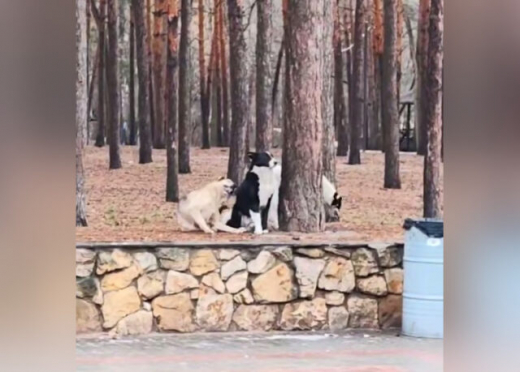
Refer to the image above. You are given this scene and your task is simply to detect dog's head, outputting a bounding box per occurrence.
[247,151,278,170]
[331,192,342,211]
[216,177,237,198]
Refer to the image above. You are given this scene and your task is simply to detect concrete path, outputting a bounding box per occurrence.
[76,330,443,372]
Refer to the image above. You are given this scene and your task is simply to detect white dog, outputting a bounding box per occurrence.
[177,178,246,234]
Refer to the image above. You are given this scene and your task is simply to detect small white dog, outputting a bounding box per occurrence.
[177,178,246,234]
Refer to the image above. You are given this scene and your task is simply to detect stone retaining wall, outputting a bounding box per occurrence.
[76,243,403,337]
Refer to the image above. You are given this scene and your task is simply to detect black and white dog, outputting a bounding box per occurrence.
[267,164,343,229]
[226,152,278,235]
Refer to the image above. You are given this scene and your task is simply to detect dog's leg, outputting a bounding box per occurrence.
[268,188,279,230]
[250,209,263,235]
[177,212,197,231]
[261,196,272,233]
[214,221,246,234]
[191,211,215,234]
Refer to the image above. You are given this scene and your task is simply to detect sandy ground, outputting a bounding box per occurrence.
[76,146,443,243]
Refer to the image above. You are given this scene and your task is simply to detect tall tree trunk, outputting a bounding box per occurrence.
[107,0,122,169]
[198,0,211,149]
[146,0,156,145]
[348,0,365,165]
[218,0,230,147]
[95,0,107,147]
[129,9,137,145]
[213,0,223,147]
[77,0,88,226]
[280,0,325,233]
[382,0,401,188]
[226,0,250,184]
[206,28,217,144]
[373,0,383,150]
[87,44,100,128]
[336,4,350,157]
[366,6,379,150]
[166,0,180,202]
[396,0,403,109]
[152,0,167,148]
[178,0,191,172]
[321,0,335,182]
[133,0,153,163]
[423,0,443,217]
[271,36,284,118]
[416,0,430,155]
[255,0,273,152]
[362,17,369,150]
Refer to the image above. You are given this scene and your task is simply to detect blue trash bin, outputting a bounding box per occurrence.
[402,218,444,338]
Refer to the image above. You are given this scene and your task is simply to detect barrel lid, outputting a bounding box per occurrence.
[403,218,443,238]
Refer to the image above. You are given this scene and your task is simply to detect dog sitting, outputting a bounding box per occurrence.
[226,152,278,235]
[177,178,246,234]
[267,164,343,229]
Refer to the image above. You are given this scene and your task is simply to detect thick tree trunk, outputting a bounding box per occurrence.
[198,0,211,149]
[396,0,403,109]
[416,0,430,155]
[373,0,383,150]
[107,0,122,169]
[271,36,284,117]
[152,0,167,149]
[95,0,107,147]
[133,0,153,163]
[255,0,273,152]
[321,0,335,182]
[166,0,180,202]
[348,0,365,165]
[178,0,191,172]
[279,0,324,233]
[77,0,88,226]
[366,8,379,150]
[214,0,223,147]
[218,0,230,147]
[382,0,401,188]
[146,0,156,145]
[129,10,137,145]
[226,0,250,184]
[423,0,443,218]
[336,4,350,156]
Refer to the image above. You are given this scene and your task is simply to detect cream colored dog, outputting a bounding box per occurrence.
[177,178,246,234]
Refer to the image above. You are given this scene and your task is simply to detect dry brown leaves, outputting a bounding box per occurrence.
[76,146,443,243]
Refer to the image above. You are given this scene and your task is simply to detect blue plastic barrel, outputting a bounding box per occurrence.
[402,218,444,338]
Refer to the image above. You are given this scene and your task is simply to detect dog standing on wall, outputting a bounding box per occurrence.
[268,164,343,230]
[226,152,278,235]
[177,178,246,234]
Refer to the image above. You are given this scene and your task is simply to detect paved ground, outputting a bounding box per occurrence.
[76,330,443,372]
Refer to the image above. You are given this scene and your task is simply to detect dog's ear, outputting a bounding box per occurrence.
[336,196,343,210]
[247,152,257,161]
[218,176,225,181]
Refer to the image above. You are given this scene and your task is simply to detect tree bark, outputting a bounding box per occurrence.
[279,0,324,233]
[129,9,137,145]
[77,0,88,226]
[366,7,379,150]
[107,0,122,169]
[423,0,443,218]
[218,0,230,147]
[396,0,403,109]
[226,0,250,184]
[178,0,191,172]
[255,0,273,152]
[166,0,180,202]
[416,0,430,155]
[213,0,223,147]
[373,0,383,150]
[133,0,153,163]
[348,0,365,165]
[336,3,350,157]
[87,44,100,132]
[321,0,335,182]
[382,0,401,188]
[95,0,107,147]
[146,0,156,146]
[198,0,211,149]
[152,0,168,149]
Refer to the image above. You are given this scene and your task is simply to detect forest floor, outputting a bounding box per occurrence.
[76,146,443,243]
